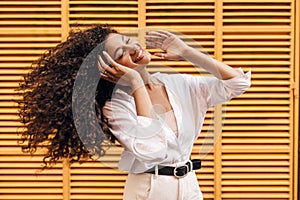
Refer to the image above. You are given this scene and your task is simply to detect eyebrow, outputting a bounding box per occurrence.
[113,35,125,59]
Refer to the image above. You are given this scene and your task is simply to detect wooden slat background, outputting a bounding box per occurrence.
[0,0,298,200]
[0,0,64,200]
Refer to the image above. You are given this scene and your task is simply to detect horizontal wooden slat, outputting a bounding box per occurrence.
[223,12,291,16]
[69,7,137,11]
[0,19,60,26]
[71,175,127,181]
[0,182,63,187]
[223,0,291,2]
[222,26,291,32]
[147,0,214,2]
[223,34,291,40]
[222,125,290,131]
[70,1,137,5]
[221,193,289,199]
[147,19,215,23]
[0,43,58,48]
[223,19,291,23]
[0,1,61,5]
[70,195,122,200]
[0,27,61,34]
[0,194,62,200]
[0,37,60,42]
[223,47,291,52]
[0,175,63,181]
[71,182,125,187]
[0,188,62,193]
[222,167,289,173]
[222,146,290,153]
[223,119,290,124]
[222,180,290,186]
[223,41,291,46]
[146,5,215,10]
[223,5,291,9]
[70,14,138,18]
[0,8,60,12]
[147,12,214,17]
[69,20,137,25]
[222,173,290,179]
[0,169,62,175]
[222,132,290,138]
[222,186,289,192]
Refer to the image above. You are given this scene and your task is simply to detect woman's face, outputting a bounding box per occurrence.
[104,33,151,69]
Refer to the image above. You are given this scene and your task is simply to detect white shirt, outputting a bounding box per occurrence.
[103,69,251,173]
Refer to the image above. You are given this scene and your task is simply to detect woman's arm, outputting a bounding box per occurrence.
[130,77,155,118]
[98,53,171,164]
[98,52,155,118]
[145,30,241,80]
[181,47,241,80]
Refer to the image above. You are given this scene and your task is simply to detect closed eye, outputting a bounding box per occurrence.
[117,49,125,60]
[116,38,131,60]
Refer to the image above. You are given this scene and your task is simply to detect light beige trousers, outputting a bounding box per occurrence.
[123,171,203,200]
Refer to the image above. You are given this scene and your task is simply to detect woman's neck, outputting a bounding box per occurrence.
[138,68,161,90]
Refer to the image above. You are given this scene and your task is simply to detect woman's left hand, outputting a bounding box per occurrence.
[97,51,142,88]
[145,30,190,60]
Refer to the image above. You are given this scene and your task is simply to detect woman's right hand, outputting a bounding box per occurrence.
[98,51,143,89]
[145,30,190,60]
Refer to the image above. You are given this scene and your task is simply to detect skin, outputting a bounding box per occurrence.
[98,30,242,118]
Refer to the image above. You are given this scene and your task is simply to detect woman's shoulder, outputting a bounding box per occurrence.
[152,72,189,81]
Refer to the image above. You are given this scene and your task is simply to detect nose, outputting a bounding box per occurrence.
[124,44,139,56]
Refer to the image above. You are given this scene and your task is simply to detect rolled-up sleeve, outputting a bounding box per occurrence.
[102,97,171,165]
[184,68,251,108]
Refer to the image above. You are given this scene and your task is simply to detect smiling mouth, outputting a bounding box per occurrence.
[134,49,145,63]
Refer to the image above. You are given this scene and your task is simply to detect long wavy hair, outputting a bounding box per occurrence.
[17,24,118,166]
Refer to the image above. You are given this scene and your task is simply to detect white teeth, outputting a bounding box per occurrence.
[135,50,143,62]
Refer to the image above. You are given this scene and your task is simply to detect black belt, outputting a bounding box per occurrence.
[144,159,201,178]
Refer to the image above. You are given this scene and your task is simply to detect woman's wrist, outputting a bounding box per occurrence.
[180,46,193,58]
[129,75,145,93]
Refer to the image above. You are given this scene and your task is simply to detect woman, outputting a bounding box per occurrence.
[18,24,251,200]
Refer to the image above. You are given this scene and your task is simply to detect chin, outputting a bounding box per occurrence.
[135,51,151,66]
[143,51,152,64]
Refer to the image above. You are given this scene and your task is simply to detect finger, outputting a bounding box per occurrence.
[154,52,168,59]
[97,60,104,72]
[103,51,124,74]
[99,69,118,82]
[98,54,116,74]
[98,61,115,79]
[156,30,173,37]
[103,51,118,68]
[100,73,117,83]
[145,35,164,43]
[97,57,112,76]
[97,55,108,70]
[147,31,168,39]
[146,41,162,49]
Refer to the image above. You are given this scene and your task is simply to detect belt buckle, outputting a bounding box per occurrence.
[173,164,189,179]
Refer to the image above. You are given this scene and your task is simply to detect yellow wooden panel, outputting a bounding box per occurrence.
[67,0,139,199]
[0,1,64,200]
[221,1,293,198]
[0,1,61,5]
[0,0,297,200]
[223,0,292,2]
[70,1,137,5]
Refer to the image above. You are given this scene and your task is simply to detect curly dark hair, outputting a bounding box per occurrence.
[17,24,118,166]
